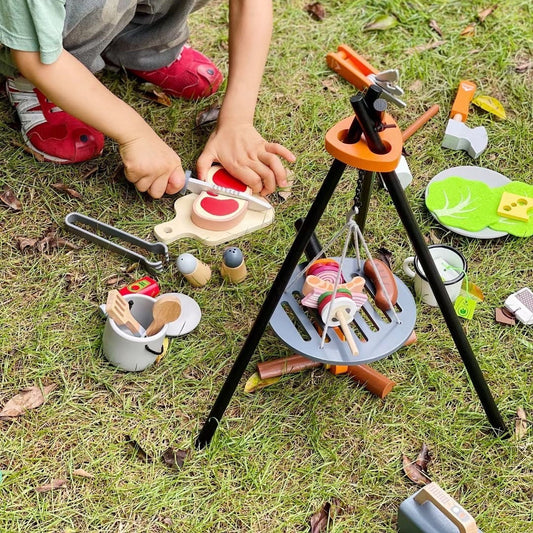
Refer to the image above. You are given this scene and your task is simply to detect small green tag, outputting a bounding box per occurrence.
[454,295,477,319]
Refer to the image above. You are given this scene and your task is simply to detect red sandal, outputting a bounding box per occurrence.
[6,76,104,164]
[128,45,223,100]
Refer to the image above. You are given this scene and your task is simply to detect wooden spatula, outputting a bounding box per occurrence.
[106,290,145,337]
[145,294,182,337]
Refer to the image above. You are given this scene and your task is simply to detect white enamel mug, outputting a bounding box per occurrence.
[102,294,168,371]
[403,245,467,306]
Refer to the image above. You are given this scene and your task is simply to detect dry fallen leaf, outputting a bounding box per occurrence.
[472,94,506,120]
[429,230,442,244]
[72,468,94,479]
[515,60,532,73]
[406,40,445,54]
[105,276,124,286]
[80,166,99,180]
[125,436,152,463]
[460,23,476,36]
[409,79,424,93]
[305,2,326,21]
[51,183,83,199]
[274,170,295,202]
[0,384,56,419]
[310,500,337,532]
[16,237,38,252]
[0,186,22,211]
[402,443,432,486]
[364,14,398,31]
[515,407,528,439]
[17,228,79,254]
[138,83,172,107]
[195,105,220,128]
[429,20,443,36]
[161,447,188,470]
[415,443,432,471]
[321,75,340,93]
[376,247,393,269]
[244,372,280,393]
[478,5,497,22]
[10,139,46,161]
[35,479,67,492]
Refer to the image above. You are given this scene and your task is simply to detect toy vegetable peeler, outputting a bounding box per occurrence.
[65,212,169,273]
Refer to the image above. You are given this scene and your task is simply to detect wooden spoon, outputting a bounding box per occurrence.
[145,294,182,337]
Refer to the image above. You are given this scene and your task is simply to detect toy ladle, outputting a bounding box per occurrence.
[145,295,182,337]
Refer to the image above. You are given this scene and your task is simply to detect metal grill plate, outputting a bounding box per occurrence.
[269,257,417,365]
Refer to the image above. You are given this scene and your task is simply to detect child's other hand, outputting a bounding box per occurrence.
[196,123,296,196]
[119,131,185,198]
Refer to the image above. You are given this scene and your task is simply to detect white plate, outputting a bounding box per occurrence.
[425,165,511,239]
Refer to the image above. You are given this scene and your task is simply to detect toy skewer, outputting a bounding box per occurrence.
[317,289,360,356]
[335,308,359,356]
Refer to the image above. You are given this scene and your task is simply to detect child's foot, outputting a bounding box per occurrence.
[6,76,104,163]
[128,45,223,100]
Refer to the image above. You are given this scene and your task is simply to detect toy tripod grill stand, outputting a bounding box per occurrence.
[196,86,508,449]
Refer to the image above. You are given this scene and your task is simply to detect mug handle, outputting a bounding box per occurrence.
[403,257,416,278]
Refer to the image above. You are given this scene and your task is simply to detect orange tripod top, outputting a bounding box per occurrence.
[325,111,403,172]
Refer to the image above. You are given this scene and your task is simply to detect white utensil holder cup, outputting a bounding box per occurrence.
[102,294,168,371]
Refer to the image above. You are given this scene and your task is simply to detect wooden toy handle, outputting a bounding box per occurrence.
[414,482,478,533]
[450,80,477,122]
[345,364,396,398]
[257,355,321,380]
[402,104,440,142]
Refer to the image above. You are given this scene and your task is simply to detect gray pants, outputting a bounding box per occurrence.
[63,0,211,73]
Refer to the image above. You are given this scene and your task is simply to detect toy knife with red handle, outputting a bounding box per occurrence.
[179,170,273,212]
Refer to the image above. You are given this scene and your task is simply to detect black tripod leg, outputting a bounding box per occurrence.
[381,170,509,436]
[195,159,348,449]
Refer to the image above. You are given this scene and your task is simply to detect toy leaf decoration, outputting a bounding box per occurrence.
[472,95,506,120]
[426,177,533,237]
[425,177,500,231]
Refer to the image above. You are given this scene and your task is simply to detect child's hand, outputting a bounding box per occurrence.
[196,123,296,196]
[119,131,185,198]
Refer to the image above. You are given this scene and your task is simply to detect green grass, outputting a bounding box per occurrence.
[0,1,532,531]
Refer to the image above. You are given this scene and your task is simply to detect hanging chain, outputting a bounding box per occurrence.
[351,168,365,212]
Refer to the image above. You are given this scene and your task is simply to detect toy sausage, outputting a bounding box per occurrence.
[364,258,398,311]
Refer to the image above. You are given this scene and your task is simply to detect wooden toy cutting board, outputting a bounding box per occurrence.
[154,193,275,246]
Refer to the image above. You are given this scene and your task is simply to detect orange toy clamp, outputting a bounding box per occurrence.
[327,44,406,108]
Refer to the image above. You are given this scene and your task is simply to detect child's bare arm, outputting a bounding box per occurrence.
[196,0,295,195]
[11,49,184,198]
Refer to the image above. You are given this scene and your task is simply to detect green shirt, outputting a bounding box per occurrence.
[0,0,66,75]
